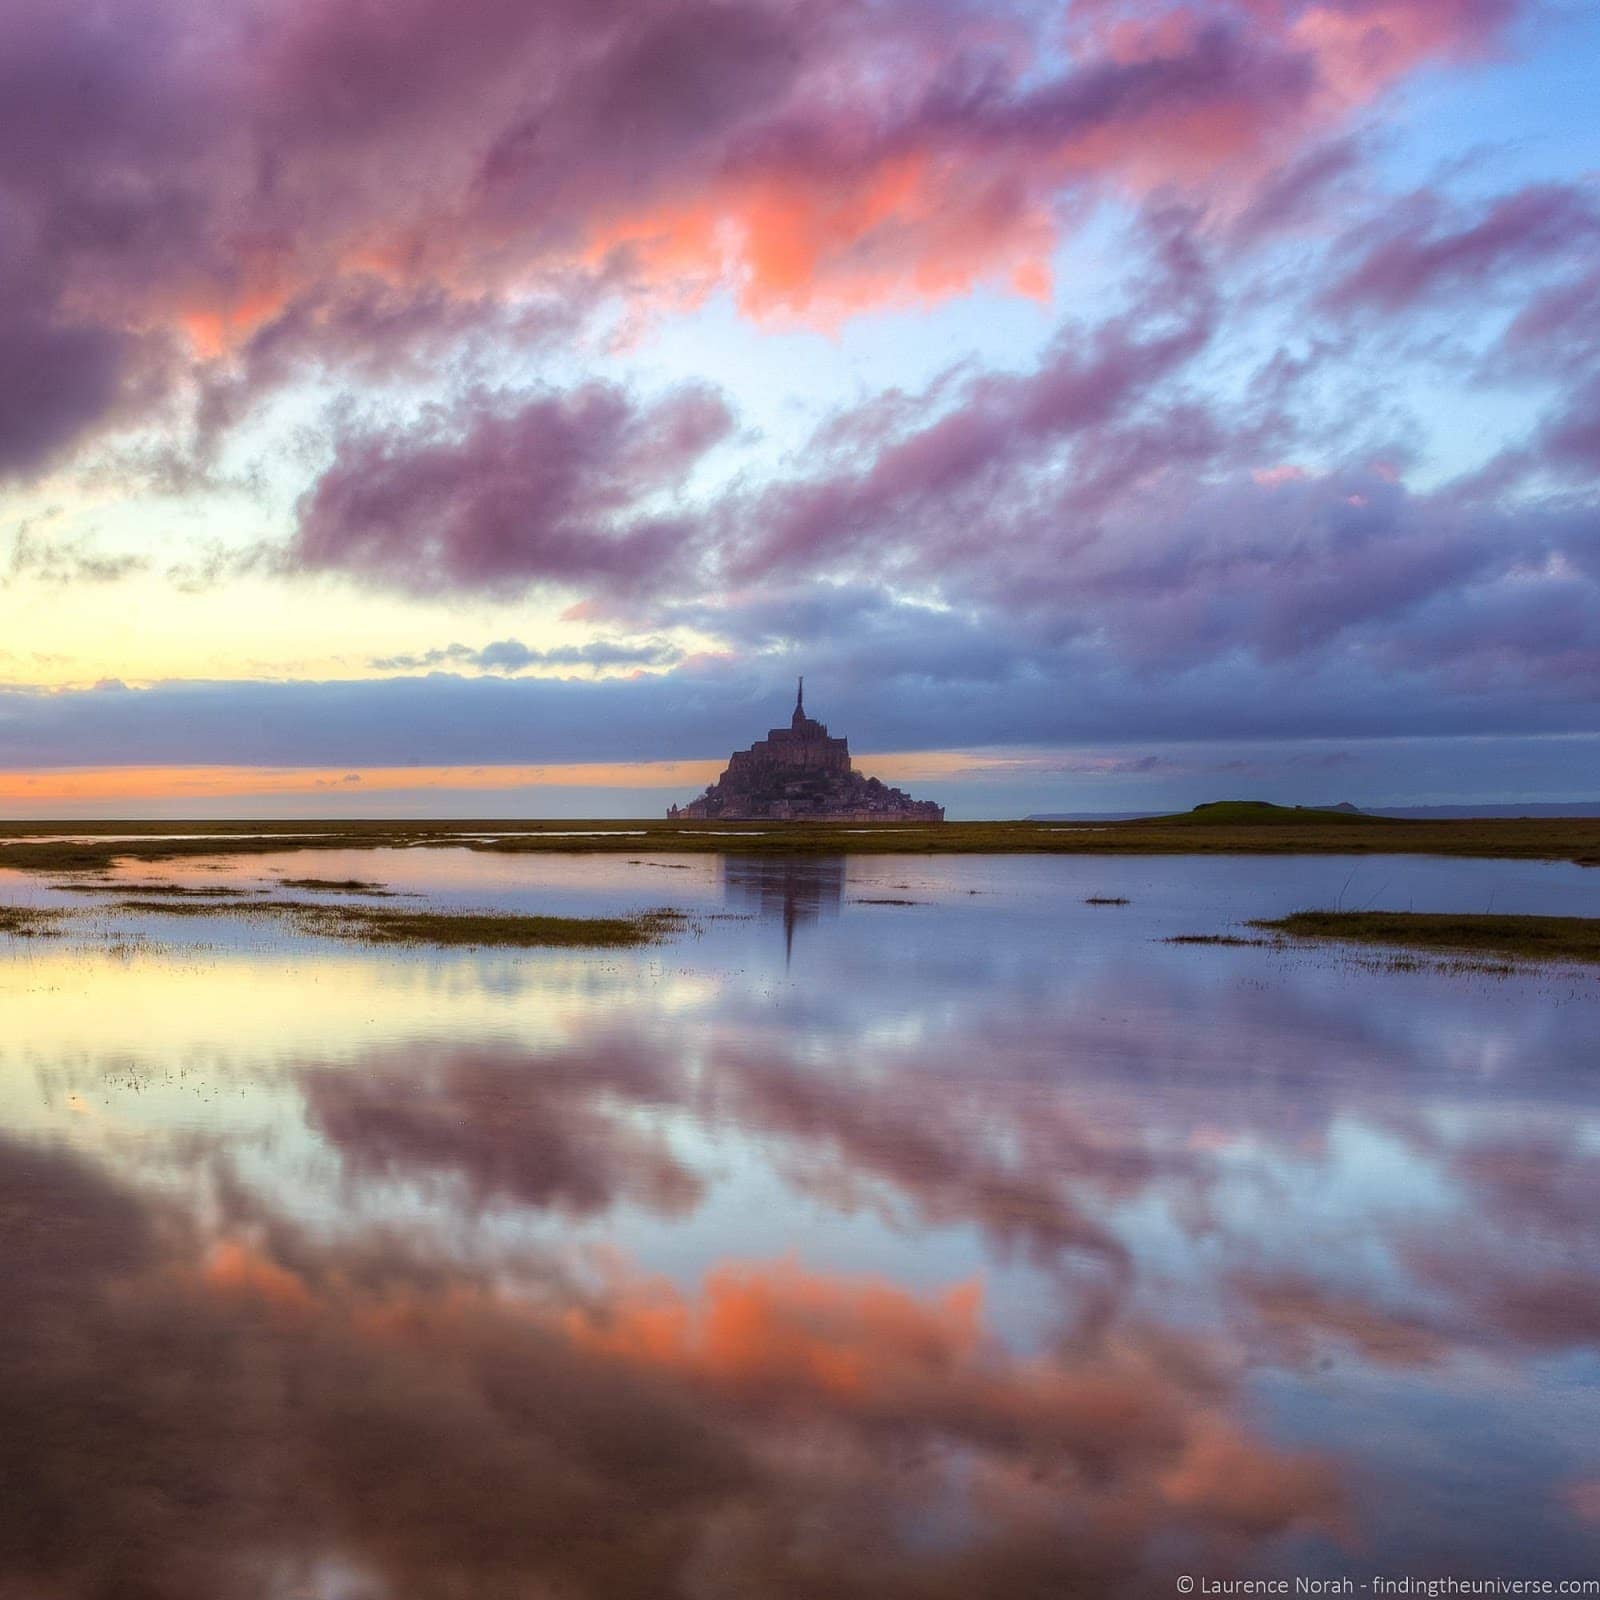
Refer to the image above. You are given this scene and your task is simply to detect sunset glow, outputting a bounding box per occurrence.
[0,0,1596,810]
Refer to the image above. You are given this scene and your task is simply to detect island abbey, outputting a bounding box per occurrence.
[668,681,945,822]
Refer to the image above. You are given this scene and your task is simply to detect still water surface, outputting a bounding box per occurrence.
[2,850,1597,1597]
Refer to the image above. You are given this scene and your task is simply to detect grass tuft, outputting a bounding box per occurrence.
[51,881,254,898]
[306,906,688,948]
[1145,801,1378,827]
[1254,910,1600,966]
[278,877,395,894]
[0,905,66,937]
[97,897,686,949]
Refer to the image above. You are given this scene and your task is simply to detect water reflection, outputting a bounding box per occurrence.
[2,851,1597,1595]
[721,853,845,963]
[301,1038,704,1218]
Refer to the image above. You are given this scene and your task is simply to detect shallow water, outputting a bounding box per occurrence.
[2,850,1597,1598]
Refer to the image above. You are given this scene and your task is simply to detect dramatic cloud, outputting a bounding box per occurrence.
[0,0,1531,476]
[2,0,1596,806]
[290,383,731,595]
[267,186,1598,748]
[1324,183,1600,315]
[0,310,135,479]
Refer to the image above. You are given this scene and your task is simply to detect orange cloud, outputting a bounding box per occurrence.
[566,1258,986,1403]
[551,1255,1346,1561]
[0,750,1008,809]
[569,0,1512,325]
[0,760,723,808]
[201,1239,315,1318]
[1293,0,1509,106]
[175,284,294,360]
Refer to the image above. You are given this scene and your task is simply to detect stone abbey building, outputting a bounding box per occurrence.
[668,681,945,822]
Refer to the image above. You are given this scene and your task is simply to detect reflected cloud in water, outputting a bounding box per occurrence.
[1,851,1597,1593]
[0,1135,1345,1600]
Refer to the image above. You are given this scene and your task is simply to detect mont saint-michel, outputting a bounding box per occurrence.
[668,681,945,822]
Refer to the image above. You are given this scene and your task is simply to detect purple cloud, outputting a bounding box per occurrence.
[290,383,732,595]
[1,0,1593,817]
[368,637,683,674]
[1539,376,1600,475]
[0,0,1532,476]
[1323,183,1600,315]
[0,312,133,478]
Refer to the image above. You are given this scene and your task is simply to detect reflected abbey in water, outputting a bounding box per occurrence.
[722,851,846,961]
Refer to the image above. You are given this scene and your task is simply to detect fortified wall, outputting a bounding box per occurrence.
[668,682,945,822]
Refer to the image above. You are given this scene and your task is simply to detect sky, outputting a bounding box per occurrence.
[1,0,1598,818]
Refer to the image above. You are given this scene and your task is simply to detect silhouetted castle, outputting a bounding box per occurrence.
[668,681,945,823]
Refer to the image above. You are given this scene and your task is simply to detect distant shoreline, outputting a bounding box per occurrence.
[1,814,1597,871]
[1029,802,1600,822]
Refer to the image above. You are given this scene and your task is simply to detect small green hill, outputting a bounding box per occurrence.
[1135,800,1382,827]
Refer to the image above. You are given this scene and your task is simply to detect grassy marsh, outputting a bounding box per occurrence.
[2,810,1598,872]
[95,896,687,949]
[1255,911,1600,966]
[0,905,66,937]
[308,905,690,948]
[6,889,694,947]
[49,881,256,897]
[277,877,395,894]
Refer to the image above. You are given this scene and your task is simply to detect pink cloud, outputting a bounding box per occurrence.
[1325,183,1600,314]
[0,0,1532,477]
[290,382,731,595]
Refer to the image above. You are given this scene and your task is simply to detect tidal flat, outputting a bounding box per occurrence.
[2,809,1599,873]
[1,843,1597,1596]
